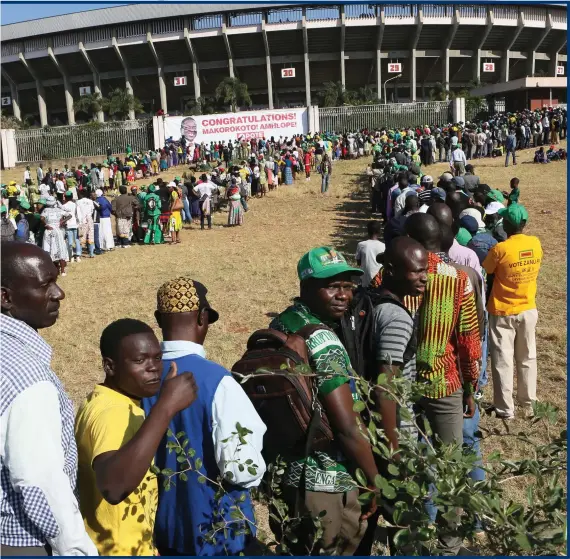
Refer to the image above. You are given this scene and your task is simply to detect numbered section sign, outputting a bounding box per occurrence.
[557,65,565,76]
[483,62,495,73]
[79,86,92,96]
[387,62,402,73]
[174,76,187,86]
[1,96,11,106]
[281,68,295,78]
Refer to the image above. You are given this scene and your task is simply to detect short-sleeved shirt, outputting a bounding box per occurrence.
[372,301,417,434]
[483,233,542,316]
[270,299,357,493]
[75,385,158,556]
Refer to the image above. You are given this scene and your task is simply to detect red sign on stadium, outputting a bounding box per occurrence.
[174,76,187,87]
[387,63,402,73]
[483,62,495,73]
[557,65,565,76]
[281,68,295,78]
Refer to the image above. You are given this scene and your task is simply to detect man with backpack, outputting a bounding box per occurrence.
[266,247,379,556]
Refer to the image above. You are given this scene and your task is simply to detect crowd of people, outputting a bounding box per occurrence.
[0,106,550,557]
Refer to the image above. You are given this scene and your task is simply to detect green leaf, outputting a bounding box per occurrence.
[177,455,187,463]
[406,481,420,498]
[376,373,388,386]
[515,532,532,551]
[167,429,173,437]
[382,484,397,500]
[353,400,366,413]
[197,476,207,484]
[357,491,375,506]
[176,431,185,439]
[387,464,400,477]
[179,472,188,482]
[355,468,367,487]
[187,448,196,458]
[247,466,257,476]
[195,457,203,470]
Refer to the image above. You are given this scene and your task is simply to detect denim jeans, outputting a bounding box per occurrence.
[321,174,330,193]
[66,228,81,258]
[505,149,517,166]
[182,198,191,222]
[240,196,249,211]
[94,223,102,254]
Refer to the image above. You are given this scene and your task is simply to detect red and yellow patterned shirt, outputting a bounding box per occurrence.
[370,252,481,398]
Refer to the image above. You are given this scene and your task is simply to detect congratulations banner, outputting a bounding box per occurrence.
[164,108,308,145]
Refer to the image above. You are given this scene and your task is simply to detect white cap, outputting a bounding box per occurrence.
[485,201,505,215]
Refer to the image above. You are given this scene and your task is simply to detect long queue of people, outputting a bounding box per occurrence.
[1,107,547,557]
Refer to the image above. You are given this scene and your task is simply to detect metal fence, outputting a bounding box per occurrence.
[465,99,506,121]
[14,120,154,163]
[317,102,453,133]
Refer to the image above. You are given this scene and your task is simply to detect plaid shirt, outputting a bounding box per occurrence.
[0,314,78,548]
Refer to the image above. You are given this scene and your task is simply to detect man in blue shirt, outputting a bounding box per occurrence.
[143,277,266,556]
[505,128,517,167]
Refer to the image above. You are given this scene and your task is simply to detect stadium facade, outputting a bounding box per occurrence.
[1,3,567,126]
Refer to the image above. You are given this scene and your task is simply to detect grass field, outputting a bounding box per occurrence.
[2,143,566,551]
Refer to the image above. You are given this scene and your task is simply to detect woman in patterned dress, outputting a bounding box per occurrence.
[41,196,71,276]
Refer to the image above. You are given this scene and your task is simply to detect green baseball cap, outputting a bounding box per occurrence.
[38,198,47,205]
[65,190,73,197]
[455,227,472,247]
[19,200,31,210]
[297,246,362,281]
[499,203,528,227]
[0,206,6,214]
[487,189,505,203]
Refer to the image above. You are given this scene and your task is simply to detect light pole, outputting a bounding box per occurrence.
[383,73,402,105]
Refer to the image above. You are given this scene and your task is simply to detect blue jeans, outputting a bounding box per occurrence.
[321,174,330,193]
[94,223,102,254]
[505,149,517,166]
[66,228,81,258]
[241,196,249,211]
[182,198,191,222]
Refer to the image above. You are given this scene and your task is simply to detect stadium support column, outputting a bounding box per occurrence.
[184,20,201,102]
[18,51,47,127]
[112,35,136,119]
[549,36,567,77]
[261,16,274,109]
[340,6,346,90]
[502,11,525,83]
[409,8,422,102]
[443,8,459,98]
[79,39,105,122]
[527,12,552,77]
[1,69,21,120]
[48,40,75,125]
[222,21,235,79]
[302,8,311,107]
[474,8,494,83]
[147,27,167,115]
[376,8,385,101]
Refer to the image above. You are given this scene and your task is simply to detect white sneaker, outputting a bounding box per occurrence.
[123,245,132,249]
[61,272,67,277]
[75,257,81,263]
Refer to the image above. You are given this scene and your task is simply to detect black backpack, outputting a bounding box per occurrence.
[341,287,418,384]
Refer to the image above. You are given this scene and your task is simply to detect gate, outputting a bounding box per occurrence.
[317,101,453,132]
[14,119,154,163]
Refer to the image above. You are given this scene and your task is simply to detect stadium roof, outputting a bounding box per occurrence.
[0,2,291,41]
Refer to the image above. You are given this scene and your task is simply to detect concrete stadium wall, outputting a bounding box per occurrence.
[1,4,567,127]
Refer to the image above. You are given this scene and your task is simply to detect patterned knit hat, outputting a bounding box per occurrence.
[156,277,219,323]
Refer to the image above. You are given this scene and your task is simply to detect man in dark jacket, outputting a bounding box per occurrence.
[463,164,480,192]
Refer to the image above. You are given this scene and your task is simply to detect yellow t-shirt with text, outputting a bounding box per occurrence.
[483,233,542,316]
[75,385,158,556]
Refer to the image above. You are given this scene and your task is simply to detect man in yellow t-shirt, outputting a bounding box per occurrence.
[75,318,197,555]
[483,204,542,420]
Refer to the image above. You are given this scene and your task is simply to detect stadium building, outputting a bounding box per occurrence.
[1,3,567,126]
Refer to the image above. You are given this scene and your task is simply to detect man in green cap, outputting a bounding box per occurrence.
[483,204,542,420]
[268,247,378,556]
[143,185,163,245]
